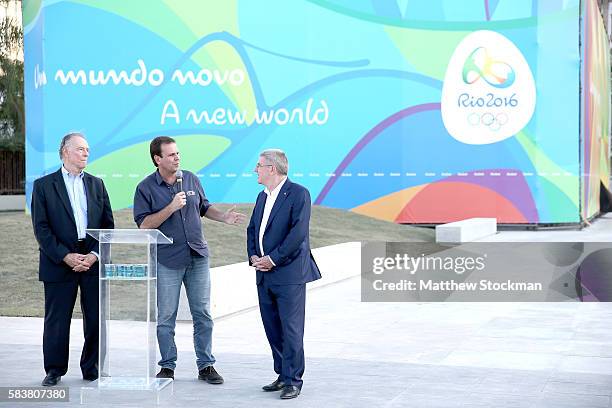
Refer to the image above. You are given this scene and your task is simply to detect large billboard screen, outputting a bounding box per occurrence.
[23,0,609,225]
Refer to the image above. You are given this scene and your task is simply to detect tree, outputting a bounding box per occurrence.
[0,0,24,152]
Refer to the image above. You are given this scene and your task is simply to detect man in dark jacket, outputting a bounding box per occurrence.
[247,149,321,399]
[31,132,114,386]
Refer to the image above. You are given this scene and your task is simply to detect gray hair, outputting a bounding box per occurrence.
[260,149,288,175]
[59,132,86,159]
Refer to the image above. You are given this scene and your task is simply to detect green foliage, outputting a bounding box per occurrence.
[0,0,24,152]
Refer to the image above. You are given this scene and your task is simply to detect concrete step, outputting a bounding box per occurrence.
[436,218,497,243]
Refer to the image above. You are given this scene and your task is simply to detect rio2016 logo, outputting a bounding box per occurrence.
[462,47,516,89]
[441,31,536,145]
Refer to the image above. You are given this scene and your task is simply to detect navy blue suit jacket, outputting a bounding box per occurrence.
[247,179,321,285]
[31,169,114,282]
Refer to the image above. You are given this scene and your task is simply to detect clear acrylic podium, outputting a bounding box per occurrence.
[80,229,173,405]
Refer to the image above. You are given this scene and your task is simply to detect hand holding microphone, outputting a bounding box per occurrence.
[176,169,183,193]
[171,169,186,212]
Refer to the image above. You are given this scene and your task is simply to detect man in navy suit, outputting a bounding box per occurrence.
[31,132,114,386]
[246,149,321,399]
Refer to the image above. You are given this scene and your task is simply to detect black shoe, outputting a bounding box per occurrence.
[280,385,300,399]
[41,373,61,387]
[83,373,98,381]
[156,368,174,380]
[198,366,224,384]
[262,378,285,392]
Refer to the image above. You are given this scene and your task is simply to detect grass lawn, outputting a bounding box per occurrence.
[0,205,433,317]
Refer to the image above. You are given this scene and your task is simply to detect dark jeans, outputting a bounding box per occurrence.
[157,255,215,370]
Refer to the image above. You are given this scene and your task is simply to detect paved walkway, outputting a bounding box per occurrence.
[479,213,612,242]
[2,276,612,407]
[2,216,612,407]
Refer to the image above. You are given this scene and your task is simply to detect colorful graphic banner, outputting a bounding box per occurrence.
[581,0,611,220]
[23,0,610,224]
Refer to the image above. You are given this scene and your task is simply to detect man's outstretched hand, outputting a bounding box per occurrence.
[223,205,246,226]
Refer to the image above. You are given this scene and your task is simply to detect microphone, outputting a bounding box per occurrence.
[175,169,183,192]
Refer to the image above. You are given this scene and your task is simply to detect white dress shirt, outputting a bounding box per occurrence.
[61,166,88,239]
[258,177,287,265]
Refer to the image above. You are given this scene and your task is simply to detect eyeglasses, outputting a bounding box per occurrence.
[255,163,273,169]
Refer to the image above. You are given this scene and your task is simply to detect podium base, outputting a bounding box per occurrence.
[80,377,173,405]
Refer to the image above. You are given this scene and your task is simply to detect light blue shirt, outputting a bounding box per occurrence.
[61,166,88,239]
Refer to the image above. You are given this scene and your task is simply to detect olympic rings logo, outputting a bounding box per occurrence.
[467,112,509,131]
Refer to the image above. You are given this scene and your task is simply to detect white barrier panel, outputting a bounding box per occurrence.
[0,195,25,211]
[435,218,497,243]
[177,242,360,321]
